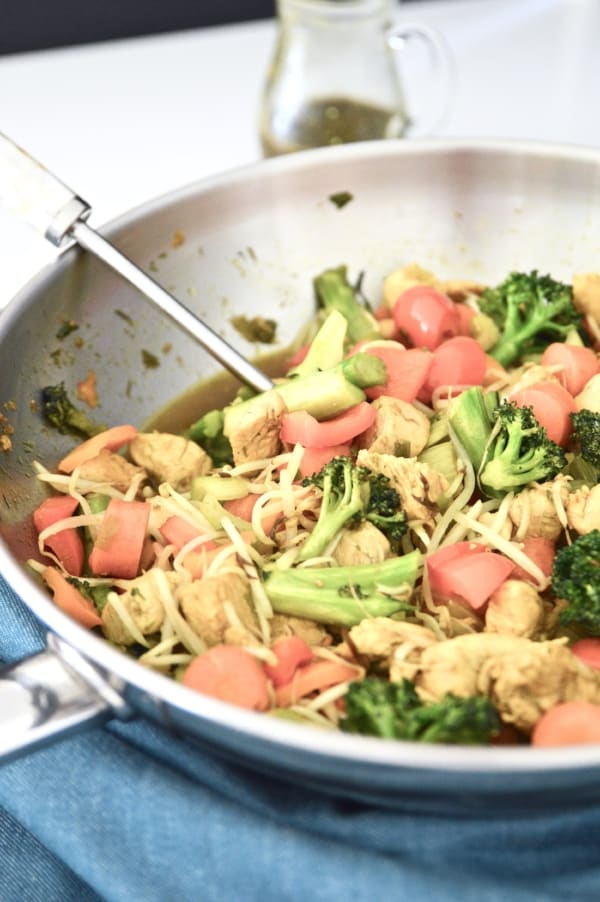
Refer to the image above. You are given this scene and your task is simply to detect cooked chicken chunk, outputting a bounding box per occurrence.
[573,272,600,325]
[102,569,182,645]
[412,633,600,733]
[78,448,145,493]
[508,481,568,541]
[333,521,390,566]
[485,580,545,639]
[566,484,600,534]
[356,449,448,527]
[224,391,286,466]
[269,614,331,647]
[575,373,600,413]
[382,263,439,309]
[360,396,430,457]
[350,617,431,657]
[129,432,211,492]
[176,571,258,647]
[439,279,485,302]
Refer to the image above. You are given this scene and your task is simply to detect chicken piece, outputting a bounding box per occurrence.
[566,484,600,534]
[484,579,545,639]
[468,312,500,352]
[504,363,560,396]
[575,373,600,414]
[477,510,513,542]
[333,521,390,566]
[269,614,331,646]
[348,617,438,662]
[412,633,600,733]
[356,449,448,527]
[77,448,145,493]
[224,391,286,466]
[439,279,486,302]
[102,569,182,645]
[359,396,430,457]
[508,481,568,541]
[129,432,211,492]
[382,263,439,309]
[572,272,600,326]
[176,570,259,647]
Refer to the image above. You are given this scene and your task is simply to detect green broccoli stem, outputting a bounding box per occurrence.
[313,265,380,344]
[490,295,574,367]
[224,353,386,432]
[448,386,496,473]
[290,310,348,377]
[263,550,421,626]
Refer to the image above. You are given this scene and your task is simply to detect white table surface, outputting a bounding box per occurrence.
[1,0,599,311]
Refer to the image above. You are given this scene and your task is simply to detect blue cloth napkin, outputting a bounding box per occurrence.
[1,575,600,902]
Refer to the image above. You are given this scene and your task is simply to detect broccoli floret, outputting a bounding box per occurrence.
[299,456,407,561]
[571,409,600,470]
[313,265,380,345]
[480,270,581,368]
[41,383,105,438]
[263,551,421,626]
[449,386,566,498]
[553,531,600,634]
[341,677,500,744]
[187,409,234,467]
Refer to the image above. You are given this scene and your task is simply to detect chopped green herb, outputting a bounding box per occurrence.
[115,309,135,326]
[230,315,277,344]
[56,319,79,340]
[329,191,353,209]
[141,349,160,369]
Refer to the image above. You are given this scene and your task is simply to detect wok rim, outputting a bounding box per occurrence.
[2,135,600,777]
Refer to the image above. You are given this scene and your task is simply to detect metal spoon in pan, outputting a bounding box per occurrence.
[0,131,274,393]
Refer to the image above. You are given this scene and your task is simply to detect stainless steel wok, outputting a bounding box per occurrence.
[2,139,600,813]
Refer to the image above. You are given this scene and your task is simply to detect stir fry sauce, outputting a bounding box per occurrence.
[29,263,600,746]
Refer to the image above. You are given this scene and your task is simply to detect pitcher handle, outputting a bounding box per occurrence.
[388,23,456,138]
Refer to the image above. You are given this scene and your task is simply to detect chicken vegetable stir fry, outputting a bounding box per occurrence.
[30,264,600,747]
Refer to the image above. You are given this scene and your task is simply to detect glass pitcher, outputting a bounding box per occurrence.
[259,0,453,157]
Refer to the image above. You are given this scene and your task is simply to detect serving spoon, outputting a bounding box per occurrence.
[0,131,274,393]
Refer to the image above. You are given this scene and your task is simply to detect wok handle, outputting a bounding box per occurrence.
[0,633,130,764]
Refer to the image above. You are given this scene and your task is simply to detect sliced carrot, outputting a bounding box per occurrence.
[423,336,487,399]
[509,381,576,446]
[571,639,600,672]
[298,442,352,478]
[392,286,459,350]
[33,495,84,576]
[76,370,99,408]
[456,303,477,336]
[159,515,217,552]
[280,402,375,449]
[89,498,150,578]
[540,342,600,397]
[223,494,279,536]
[58,424,138,474]
[275,659,358,707]
[510,537,555,583]
[427,543,513,610]
[183,644,270,710]
[182,546,223,580]
[532,701,600,746]
[42,566,102,629]
[363,345,433,402]
[264,636,314,688]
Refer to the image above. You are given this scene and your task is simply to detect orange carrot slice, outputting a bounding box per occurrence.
[58,424,138,474]
[275,659,358,707]
[42,566,102,629]
[264,636,314,688]
[183,644,270,710]
[89,498,150,578]
[33,495,84,575]
[532,701,600,746]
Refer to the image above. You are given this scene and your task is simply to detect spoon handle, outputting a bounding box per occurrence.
[0,131,273,392]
